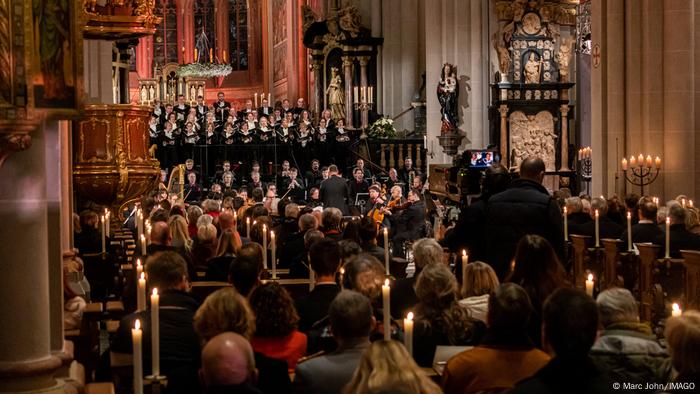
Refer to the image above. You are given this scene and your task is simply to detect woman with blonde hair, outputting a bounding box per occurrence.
[193,287,255,342]
[204,229,242,281]
[342,340,441,394]
[665,310,700,387]
[167,215,193,253]
[459,261,499,323]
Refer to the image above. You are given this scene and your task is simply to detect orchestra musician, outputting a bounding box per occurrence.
[391,189,426,257]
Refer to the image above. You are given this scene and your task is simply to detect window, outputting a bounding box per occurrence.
[229,0,249,70]
[154,0,178,65]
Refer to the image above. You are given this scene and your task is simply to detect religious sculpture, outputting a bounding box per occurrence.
[337,6,361,39]
[493,33,511,83]
[437,63,459,130]
[524,53,542,84]
[326,67,345,120]
[148,85,155,101]
[140,85,148,104]
[509,111,556,171]
[556,36,573,82]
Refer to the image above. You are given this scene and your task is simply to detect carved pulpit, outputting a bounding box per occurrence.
[490,0,576,187]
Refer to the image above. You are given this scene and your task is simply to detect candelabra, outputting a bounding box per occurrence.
[353,85,375,137]
[621,154,661,196]
[578,147,592,195]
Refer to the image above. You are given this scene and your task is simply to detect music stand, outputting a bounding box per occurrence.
[354,193,370,207]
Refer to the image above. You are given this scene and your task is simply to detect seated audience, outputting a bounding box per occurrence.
[663,310,700,392]
[391,238,442,319]
[112,252,201,394]
[357,216,385,262]
[295,239,341,332]
[413,263,486,367]
[193,288,290,394]
[294,290,374,394]
[168,215,194,256]
[199,332,261,394]
[506,234,570,348]
[590,288,671,391]
[442,283,550,394]
[187,205,203,239]
[321,207,343,241]
[205,229,240,282]
[228,243,264,297]
[570,196,623,241]
[74,210,102,254]
[342,340,442,394]
[620,196,661,245]
[459,261,499,323]
[565,197,591,225]
[510,288,618,394]
[279,213,317,270]
[192,223,219,270]
[654,201,700,258]
[249,283,307,371]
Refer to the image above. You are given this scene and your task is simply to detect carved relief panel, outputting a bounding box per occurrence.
[509,111,556,171]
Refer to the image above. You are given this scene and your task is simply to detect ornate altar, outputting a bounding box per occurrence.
[302,5,383,128]
[489,0,577,187]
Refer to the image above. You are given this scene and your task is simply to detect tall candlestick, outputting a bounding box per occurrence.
[262,224,268,269]
[137,209,143,242]
[101,215,106,253]
[665,217,671,258]
[105,210,111,238]
[209,48,213,63]
[194,48,198,62]
[339,267,344,289]
[254,93,258,108]
[383,227,389,275]
[140,234,147,256]
[136,258,143,278]
[382,279,390,340]
[137,273,146,311]
[271,231,277,279]
[354,86,358,103]
[627,211,633,251]
[594,209,600,247]
[585,273,594,297]
[268,93,271,102]
[404,312,414,357]
[151,288,160,377]
[246,217,251,239]
[461,250,468,285]
[563,206,568,241]
[223,50,227,63]
[672,302,682,317]
[132,320,143,394]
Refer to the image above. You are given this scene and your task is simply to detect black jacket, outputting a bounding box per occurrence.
[390,275,418,320]
[484,179,564,280]
[254,351,292,394]
[394,201,425,238]
[320,176,351,215]
[620,222,662,245]
[653,224,700,258]
[570,216,624,241]
[295,283,341,333]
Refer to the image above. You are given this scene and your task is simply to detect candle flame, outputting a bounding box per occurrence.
[137,258,142,267]
[263,224,267,232]
[152,288,158,296]
[384,279,390,286]
[140,272,145,280]
[135,319,141,330]
[672,303,681,313]
[340,267,345,274]
[587,273,593,281]
[564,206,567,214]
[384,227,388,235]
[595,209,599,217]
[271,230,275,237]
[140,234,145,241]
[247,217,250,223]
[627,211,631,219]
[462,250,467,257]
[407,312,414,321]
[666,217,671,224]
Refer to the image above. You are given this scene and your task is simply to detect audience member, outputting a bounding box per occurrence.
[249,283,307,371]
[391,238,442,319]
[506,234,570,347]
[187,205,204,238]
[295,239,341,332]
[654,201,700,258]
[200,332,261,394]
[205,229,240,282]
[620,196,661,245]
[569,197,623,241]
[228,243,263,297]
[565,197,591,225]
[321,207,343,241]
[458,261,499,323]
[75,210,102,254]
[590,288,671,391]
[663,310,700,392]
[279,213,317,270]
[358,216,385,261]
[294,290,374,394]
[412,263,486,367]
[192,223,219,270]
[342,340,442,394]
[485,157,565,280]
[442,283,550,394]
[510,288,619,394]
[168,215,193,255]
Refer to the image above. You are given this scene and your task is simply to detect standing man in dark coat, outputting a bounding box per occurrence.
[391,189,426,257]
[484,157,564,280]
[320,165,351,215]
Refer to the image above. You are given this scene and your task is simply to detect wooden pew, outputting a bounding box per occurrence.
[637,243,661,322]
[570,235,590,289]
[601,239,624,290]
[680,250,700,310]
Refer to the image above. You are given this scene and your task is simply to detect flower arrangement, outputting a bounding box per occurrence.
[177,63,233,78]
[368,117,397,139]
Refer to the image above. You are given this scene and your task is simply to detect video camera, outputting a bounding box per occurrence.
[428,149,501,204]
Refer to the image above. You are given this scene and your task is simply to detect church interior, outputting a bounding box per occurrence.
[2,0,700,393]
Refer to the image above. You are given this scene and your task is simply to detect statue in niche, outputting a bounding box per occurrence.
[524,53,542,84]
[437,63,459,130]
[509,111,556,171]
[190,85,197,102]
[140,85,148,104]
[326,67,345,120]
[556,37,574,82]
[148,85,155,101]
[493,33,511,83]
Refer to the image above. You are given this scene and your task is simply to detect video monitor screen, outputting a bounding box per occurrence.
[468,150,499,168]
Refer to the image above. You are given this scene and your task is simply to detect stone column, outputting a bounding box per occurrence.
[358,56,370,129]
[342,55,354,128]
[560,104,571,171]
[311,59,323,117]
[371,0,383,114]
[499,104,509,168]
[0,124,63,393]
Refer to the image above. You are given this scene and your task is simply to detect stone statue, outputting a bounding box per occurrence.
[493,33,511,82]
[140,85,148,104]
[190,85,197,102]
[524,53,542,84]
[509,111,556,171]
[437,63,459,130]
[325,67,345,120]
[148,85,155,101]
[337,6,361,38]
[556,37,573,82]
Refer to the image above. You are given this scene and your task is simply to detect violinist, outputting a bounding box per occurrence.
[386,185,407,218]
[365,185,390,230]
[391,189,426,257]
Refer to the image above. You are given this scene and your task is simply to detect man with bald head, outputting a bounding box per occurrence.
[484,156,564,279]
[200,332,261,394]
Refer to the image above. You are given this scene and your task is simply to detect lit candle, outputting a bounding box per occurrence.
[594,209,600,247]
[585,273,594,297]
[621,158,628,171]
[246,217,250,239]
[151,288,160,377]
[637,154,644,166]
[655,156,661,169]
[579,149,583,161]
[254,93,258,108]
[136,209,143,242]
[461,250,468,285]
[132,319,143,394]
[563,206,568,241]
[339,267,344,289]
[682,198,686,208]
[672,302,682,317]
[369,86,374,103]
[140,234,147,256]
[645,155,653,168]
[403,312,414,357]
[383,227,389,275]
[262,224,268,269]
[105,210,111,238]
[209,48,213,62]
[629,155,637,167]
[101,215,106,253]
[271,230,277,279]
[136,258,143,278]
[690,200,694,208]
[354,86,358,103]
[627,211,633,251]
[137,273,146,311]
[194,48,198,62]
[665,217,671,258]
[382,279,390,340]
[223,50,227,63]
